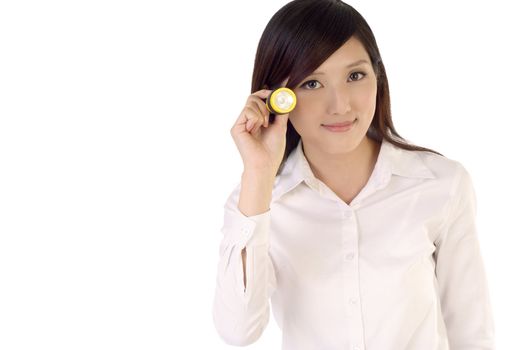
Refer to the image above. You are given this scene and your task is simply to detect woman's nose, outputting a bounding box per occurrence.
[326,88,351,115]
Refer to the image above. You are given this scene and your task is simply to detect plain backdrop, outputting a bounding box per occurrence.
[0,0,521,349]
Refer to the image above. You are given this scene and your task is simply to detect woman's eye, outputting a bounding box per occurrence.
[302,80,320,89]
[300,72,367,90]
[349,72,366,81]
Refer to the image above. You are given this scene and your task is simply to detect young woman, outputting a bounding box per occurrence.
[213,1,495,349]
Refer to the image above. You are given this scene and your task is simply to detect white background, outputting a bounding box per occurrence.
[0,0,521,349]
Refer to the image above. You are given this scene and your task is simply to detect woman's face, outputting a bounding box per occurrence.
[286,36,378,154]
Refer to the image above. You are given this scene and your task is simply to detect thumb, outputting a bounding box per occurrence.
[274,113,289,128]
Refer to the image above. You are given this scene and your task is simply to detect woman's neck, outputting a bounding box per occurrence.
[303,136,381,193]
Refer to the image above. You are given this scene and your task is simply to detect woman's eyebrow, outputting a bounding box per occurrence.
[312,59,370,75]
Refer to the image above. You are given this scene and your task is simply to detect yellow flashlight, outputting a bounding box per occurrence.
[266,87,297,115]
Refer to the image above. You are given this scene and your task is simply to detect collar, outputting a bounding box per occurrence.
[272,137,436,203]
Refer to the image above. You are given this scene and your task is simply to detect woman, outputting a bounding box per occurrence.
[213,0,495,349]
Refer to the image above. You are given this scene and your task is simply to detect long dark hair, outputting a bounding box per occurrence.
[250,0,444,176]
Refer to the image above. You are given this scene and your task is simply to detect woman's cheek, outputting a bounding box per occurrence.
[300,94,324,113]
[292,94,317,116]
[289,95,319,131]
[351,83,377,107]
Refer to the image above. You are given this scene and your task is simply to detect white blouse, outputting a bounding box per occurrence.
[212,138,495,350]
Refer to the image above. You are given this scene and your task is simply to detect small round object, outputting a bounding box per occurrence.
[266,87,297,115]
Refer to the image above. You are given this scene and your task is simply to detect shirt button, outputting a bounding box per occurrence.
[241,227,250,235]
[343,211,351,218]
[350,298,357,305]
[345,253,355,260]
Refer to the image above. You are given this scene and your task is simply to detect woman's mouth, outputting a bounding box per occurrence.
[321,119,357,132]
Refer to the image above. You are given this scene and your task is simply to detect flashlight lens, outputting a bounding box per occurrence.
[275,91,294,110]
[266,87,297,114]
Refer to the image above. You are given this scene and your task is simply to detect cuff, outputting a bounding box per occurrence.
[221,208,271,247]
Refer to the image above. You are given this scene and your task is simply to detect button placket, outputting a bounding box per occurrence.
[341,207,364,350]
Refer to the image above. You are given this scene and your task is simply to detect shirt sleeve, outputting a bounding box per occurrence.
[434,164,496,349]
[212,182,277,346]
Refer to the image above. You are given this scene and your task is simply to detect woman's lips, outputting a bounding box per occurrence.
[322,119,357,132]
